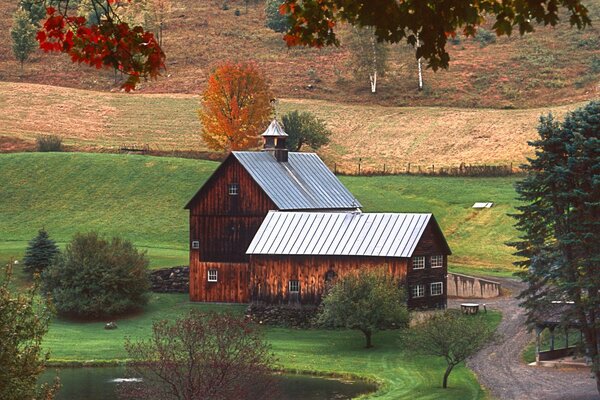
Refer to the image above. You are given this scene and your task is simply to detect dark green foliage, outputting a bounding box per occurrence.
[18,0,47,26]
[265,0,289,33]
[317,269,409,348]
[42,232,150,318]
[36,135,63,152]
[590,55,600,73]
[409,310,496,388]
[512,101,600,395]
[0,261,59,400]
[23,229,59,275]
[281,110,331,151]
[474,28,496,46]
[10,8,37,73]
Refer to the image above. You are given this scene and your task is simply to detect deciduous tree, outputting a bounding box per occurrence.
[199,62,272,152]
[120,311,278,400]
[317,269,409,348]
[23,228,60,275]
[346,26,388,93]
[280,0,591,70]
[11,8,38,75]
[512,101,600,395]
[409,310,496,389]
[0,259,59,400]
[281,110,331,151]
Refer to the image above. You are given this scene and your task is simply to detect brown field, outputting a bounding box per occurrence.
[0,82,585,169]
[0,0,598,108]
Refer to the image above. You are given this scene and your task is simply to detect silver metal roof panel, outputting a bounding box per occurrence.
[232,152,361,211]
[247,211,439,258]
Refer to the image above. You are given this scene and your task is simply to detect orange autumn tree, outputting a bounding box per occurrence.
[199,62,273,152]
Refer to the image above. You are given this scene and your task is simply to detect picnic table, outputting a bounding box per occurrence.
[461,303,480,315]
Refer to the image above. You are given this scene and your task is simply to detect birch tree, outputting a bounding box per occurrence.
[347,26,388,93]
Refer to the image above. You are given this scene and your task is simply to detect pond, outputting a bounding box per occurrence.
[40,367,376,400]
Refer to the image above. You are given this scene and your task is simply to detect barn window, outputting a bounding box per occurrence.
[191,240,200,249]
[430,282,443,296]
[412,256,425,270]
[207,269,218,282]
[431,255,444,268]
[228,183,239,196]
[411,284,425,298]
[289,280,300,293]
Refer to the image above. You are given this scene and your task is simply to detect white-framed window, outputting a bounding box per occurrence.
[411,284,425,298]
[431,255,444,268]
[207,269,218,282]
[228,183,239,196]
[412,256,425,270]
[289,280,300,293]
[430,282,443,296]
[191,240,200,249]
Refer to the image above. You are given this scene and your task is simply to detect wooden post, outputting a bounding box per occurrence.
[383,164,386,174]
[407,163,411,174]
[334,163,337,175]
[549,326,555,351]
[535,326,543,364]
[432,164,435,174]
[565,328,569,348]
[358,158,362,175]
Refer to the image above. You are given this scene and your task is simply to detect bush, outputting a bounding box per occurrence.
[36,135,63,152]
[42,232,150,318]
[474,28,496,46]
[590,55,600,74]
[265,0,289,32]
[22,229,60,275]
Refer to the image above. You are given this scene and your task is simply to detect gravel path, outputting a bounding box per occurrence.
[450,277,598,400]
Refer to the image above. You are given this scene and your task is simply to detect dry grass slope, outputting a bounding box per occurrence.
[0,0,598,108]
[0,82,586,169]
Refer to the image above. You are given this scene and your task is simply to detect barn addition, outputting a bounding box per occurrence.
[185,120,451,309]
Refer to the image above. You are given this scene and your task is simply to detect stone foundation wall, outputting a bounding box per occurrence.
[245,304,319,328]
[149,266,189,293]
[447,272,501,298]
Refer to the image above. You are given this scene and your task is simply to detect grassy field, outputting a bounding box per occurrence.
[42,292,500,399]
[0,152,521,275]
[0,0,598,107]
[0,82,587,171]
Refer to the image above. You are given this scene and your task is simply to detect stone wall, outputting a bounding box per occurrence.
[149,266,189,293]
[447,272,501,298]
[245,304,319,328]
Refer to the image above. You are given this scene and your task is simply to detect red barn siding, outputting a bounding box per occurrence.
[190,262,250,303]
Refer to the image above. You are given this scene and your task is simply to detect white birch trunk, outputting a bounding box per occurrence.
[416,33,423,91]
[370,34,378,93]
[370,71,377,93]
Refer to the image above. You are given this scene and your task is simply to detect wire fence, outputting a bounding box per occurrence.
[331,160,518,177]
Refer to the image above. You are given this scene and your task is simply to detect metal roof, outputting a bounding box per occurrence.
[262,119,288,137]
[247,211,438,257]
[232,152,361,210]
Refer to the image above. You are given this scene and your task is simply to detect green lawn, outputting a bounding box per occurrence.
[43,293,500,399]
[0,152,521,276]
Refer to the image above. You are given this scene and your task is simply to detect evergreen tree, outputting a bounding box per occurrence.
[23,229,59,275]
[11,8,38,75]
[512,101,600,395]
[18,0,47,26]
[265,0,289,33]
[281,111,331,151]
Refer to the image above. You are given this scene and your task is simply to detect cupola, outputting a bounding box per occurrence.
[262,119,288,162]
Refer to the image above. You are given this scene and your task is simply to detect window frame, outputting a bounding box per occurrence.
[207,269,218,282]
[411,284,425,298]
[431,255,444,268]
[412,256,426,270]
[191,240,200,249]
[228,183,239,196]
[430,282,443,296]
[289,280,300,294]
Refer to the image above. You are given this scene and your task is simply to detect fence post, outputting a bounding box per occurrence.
[383,164,386,174]
[358,158,362,176]
[432,164,435,174]
[407,163,411,174]
[334,163,337,175]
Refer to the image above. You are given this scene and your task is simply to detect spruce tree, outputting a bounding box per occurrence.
[512,101,600,395]
[18,0,47,26]
[23,229,59,275]
[10,8,38,75]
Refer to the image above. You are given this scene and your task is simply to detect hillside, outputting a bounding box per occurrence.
[0,0,598,108]
[0,82,587,170]
[0,152,520,275]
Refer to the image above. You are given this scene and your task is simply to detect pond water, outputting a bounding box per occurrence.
[40,367,376,400]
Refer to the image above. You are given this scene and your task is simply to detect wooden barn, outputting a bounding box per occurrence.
[185,120,451,309]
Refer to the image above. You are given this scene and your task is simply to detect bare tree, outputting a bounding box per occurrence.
[346,26,388,93]
[120,311,278,400]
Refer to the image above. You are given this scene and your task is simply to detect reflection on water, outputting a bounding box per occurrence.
[40,367,376,400]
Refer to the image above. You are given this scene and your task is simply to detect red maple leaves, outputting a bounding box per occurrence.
[37,4,165,91]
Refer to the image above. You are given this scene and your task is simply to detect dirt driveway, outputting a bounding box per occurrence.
[450,277,598,400]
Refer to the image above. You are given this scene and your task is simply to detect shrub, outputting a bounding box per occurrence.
[590,55,600,74]
[42,232,150,318]
[474,28,496,46]
[265,0,289,33]
[281,110,331,151]
[22,229,60,275]
[36,135,63,152]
